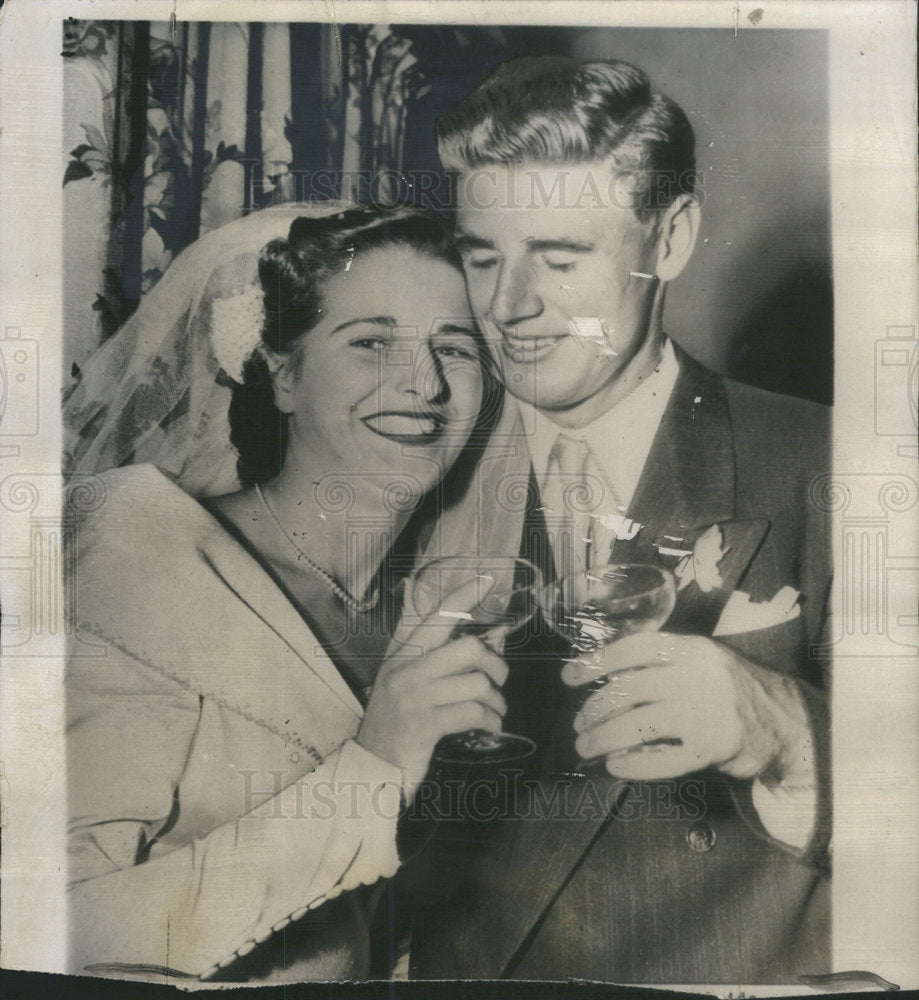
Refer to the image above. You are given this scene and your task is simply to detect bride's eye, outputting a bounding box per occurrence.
[351,336,388,352]
[433,342,477,361]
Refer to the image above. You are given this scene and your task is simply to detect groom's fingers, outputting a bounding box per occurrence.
[562,631,698,687]
[575,703,675,762]
[601,744,704,781]
[573,664,688,733]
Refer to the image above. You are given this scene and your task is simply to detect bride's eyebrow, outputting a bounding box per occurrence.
[330,315,397,335]
[454,232,494,253]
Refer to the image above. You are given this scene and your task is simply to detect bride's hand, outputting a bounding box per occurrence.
[356,633,509,799]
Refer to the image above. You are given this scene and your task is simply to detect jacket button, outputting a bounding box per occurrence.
[686,822,717,852]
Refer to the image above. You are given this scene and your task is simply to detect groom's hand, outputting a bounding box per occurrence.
[562,632,812,783]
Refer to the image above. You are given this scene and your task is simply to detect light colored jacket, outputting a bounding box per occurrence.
[66,465,403,983]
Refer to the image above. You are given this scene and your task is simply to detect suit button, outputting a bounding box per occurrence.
[686,822,717,852]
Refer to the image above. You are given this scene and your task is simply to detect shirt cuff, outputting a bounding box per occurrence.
[327,739,404,892]
[751,775,817,850]
[200,739,403,980]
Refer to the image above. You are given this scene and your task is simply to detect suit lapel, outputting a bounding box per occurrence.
[609,357,770,632]
[612,351,736,564]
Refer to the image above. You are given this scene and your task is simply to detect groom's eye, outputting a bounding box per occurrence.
[464,252,499,271]
[541,254,576,272]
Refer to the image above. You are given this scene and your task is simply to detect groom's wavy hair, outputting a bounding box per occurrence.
[437,57,697,220]
[229,205,503,486]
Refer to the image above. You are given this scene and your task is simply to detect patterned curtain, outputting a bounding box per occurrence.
[62,20,431,375]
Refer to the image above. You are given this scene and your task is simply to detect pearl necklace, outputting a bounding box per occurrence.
[254,483,380,614]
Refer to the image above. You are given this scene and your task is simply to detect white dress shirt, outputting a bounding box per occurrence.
[515,339,815,851]
[518,339,679,515]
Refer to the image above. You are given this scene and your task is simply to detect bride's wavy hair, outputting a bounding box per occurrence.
[229,205,503,486]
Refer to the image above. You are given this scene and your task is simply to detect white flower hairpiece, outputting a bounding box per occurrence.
[210,285,266,383]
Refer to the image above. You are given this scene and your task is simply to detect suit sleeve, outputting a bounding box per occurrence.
[66,642,402,981]
[726,387,832,868]
[729,656,830,868]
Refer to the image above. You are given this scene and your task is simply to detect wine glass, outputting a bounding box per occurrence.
[404,554,542,765]
[539,563,677,764]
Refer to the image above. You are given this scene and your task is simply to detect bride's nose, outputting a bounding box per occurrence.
[398,343,450,405]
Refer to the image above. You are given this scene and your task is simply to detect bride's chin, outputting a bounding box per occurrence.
[367,449,457,495]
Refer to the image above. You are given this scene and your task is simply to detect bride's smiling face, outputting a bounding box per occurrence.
[273,246,485,497]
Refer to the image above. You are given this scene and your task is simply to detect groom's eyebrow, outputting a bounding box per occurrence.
[454,233,596,254]
[523,238,596,253]
[331,315,397,334]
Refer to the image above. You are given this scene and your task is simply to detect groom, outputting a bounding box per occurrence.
[406,57,831,983]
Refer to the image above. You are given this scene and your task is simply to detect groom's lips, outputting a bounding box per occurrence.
[360,410,445,444]
[500,330,565,363]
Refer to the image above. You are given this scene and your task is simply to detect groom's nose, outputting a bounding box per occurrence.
[490,261,544,329]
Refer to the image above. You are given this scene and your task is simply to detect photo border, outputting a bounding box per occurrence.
[1,1,916,994]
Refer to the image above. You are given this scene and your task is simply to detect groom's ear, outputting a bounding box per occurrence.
[655,193,701,283]
[265,348,297,415]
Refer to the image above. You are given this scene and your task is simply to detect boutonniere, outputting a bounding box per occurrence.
[674,523,731,592]
[653,518,796,636]
[591,511,642,542]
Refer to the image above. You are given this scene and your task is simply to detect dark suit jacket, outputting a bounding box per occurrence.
[405,352,832,984]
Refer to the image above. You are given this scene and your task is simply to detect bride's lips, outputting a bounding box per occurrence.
[500,331,565,364]
[360,410,445,444]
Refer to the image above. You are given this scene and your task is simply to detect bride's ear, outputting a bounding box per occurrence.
[263,347,297,414]
[655,194,701,283]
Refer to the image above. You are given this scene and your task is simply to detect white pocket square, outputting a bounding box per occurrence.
[713,585,801,637]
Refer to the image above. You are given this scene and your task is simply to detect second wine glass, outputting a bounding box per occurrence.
[404,554,542,765]
[539,563,677,765]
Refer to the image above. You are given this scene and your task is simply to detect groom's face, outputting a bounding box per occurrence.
[454,163,663,422]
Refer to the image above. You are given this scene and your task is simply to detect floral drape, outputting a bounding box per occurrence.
[62,20,434,374]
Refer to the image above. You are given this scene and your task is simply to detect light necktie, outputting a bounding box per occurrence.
[541,433,603,577]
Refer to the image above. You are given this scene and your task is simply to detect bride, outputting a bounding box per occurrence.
[63,204,525,983]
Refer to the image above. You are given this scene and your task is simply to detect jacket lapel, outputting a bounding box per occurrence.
[196,526,365,748]
[71,465,364,765]
[611,350,737,565]
[609,355,770,631]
